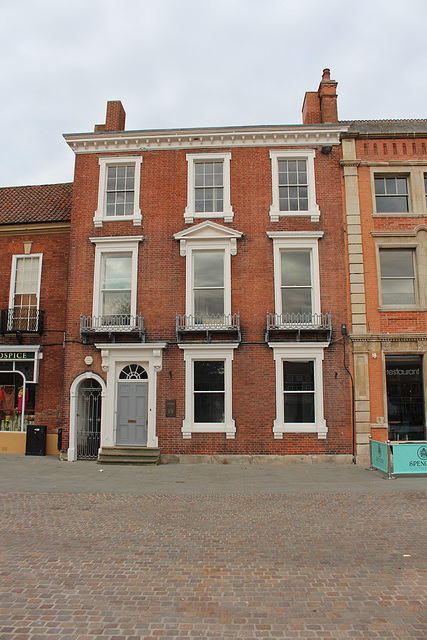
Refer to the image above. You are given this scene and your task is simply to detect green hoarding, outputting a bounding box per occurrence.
[392,443,427,475]
[370,439,389,473]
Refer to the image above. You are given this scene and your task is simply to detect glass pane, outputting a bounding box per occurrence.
[102,291,131,315]
[382,279,415,305]
[194,361,224,391]
[281,251,311,286]
[396,177,408,195]
[194,251,224,287]
[385,177,397,194]
[375,177,385,195]
[103,255,132,289]
[282,288,312,315]
[284,361,314,391]
[380,250,414,278]
[376,195,408,213]
[194,290,224,316]
[194,392,225,422]
[284,393,315,423]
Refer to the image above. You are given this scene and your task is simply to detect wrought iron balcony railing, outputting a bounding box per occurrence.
[265,312,332,342]
[0,308,44,335]
[80,314,146,343]
[176,313,241,342]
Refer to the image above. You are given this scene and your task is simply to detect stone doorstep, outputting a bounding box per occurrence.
[97,446,160,465]
[160,453,354,466]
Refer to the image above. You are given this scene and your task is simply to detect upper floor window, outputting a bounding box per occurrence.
[94,156,142,228]
[174,221,242,329]
[90,236,143,327]
[269,149,320,222]
[8,254,42,331]
[424,174,427,207]
[379,248,416,306]
[281,250,312,316]
[185,153,233,223]
[374,176,409,213]
[267,231,322,321]
[193,250,224,319]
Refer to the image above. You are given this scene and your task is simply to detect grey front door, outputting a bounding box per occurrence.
[116,381,148,445]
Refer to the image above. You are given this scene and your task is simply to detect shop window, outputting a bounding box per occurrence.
[386,356,425,441]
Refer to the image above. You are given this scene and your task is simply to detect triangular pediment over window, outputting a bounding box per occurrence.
[174,220,243,255]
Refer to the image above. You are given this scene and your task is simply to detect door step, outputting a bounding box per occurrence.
[97,447,160,465]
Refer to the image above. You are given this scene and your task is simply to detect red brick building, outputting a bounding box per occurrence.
[60,71,353,463]
[0,71,355,462]
[0,183,71,454]
[342,120,427,462]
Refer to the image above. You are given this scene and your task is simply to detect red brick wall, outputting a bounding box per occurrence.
[62,143,352,455]
[0,230,69,433]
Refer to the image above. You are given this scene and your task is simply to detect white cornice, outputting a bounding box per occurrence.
[64,125,347,155]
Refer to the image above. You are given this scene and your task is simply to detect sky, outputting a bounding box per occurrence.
[1,0,426,188]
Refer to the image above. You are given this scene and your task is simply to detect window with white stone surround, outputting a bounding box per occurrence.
[179,344,238,439]
[94,156,142,227]
[269,343,328,439]
[185,153,233,223]
[269,149,320,222]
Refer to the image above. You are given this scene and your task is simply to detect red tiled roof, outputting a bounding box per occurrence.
[0,183,72,225]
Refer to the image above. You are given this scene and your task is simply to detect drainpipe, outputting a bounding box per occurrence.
[341,324,356,464]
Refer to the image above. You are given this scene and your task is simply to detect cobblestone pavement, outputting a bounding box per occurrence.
[0,459,426,639]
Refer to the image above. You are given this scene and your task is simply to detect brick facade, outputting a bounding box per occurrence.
[342,122,427,462]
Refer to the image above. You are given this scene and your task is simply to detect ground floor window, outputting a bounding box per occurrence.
[0,373,35,432]
[283,360,315,423]
[179,344,238,439]
[386,355,426,441]
[194,360,225,423]
[270,343,328,439]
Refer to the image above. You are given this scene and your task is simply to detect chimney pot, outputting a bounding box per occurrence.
[322,68,331,81]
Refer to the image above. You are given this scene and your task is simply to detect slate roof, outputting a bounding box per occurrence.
[0,183,72,226]
[343,119,427,135]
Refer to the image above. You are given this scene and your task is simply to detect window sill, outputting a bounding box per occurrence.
[269,207,320,223]
[182,420,236,439]
[378,306,422,312]
[273,420,327,440]
[372,212,427,218]
[184,209,234,224]
[93,212,142,228]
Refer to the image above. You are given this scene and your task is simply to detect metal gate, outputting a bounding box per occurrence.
[76,378,102,460]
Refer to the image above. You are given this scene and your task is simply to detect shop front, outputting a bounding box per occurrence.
[0,346,43,453]
[386,355,426,441]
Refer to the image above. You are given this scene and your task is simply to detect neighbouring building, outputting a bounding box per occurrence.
[0,183,71,454]
[342,120,427,463]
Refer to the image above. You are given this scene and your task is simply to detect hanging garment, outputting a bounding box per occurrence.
[2,386,15,413]
[17,387,29,412]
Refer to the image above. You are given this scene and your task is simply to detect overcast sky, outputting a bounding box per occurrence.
[1,0,426,187]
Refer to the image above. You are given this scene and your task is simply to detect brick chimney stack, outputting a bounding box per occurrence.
[94,100,126,132]
[302,69,338,124]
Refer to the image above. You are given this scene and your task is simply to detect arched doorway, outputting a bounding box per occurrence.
[76,378,102,459]
[116,364,148,446]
